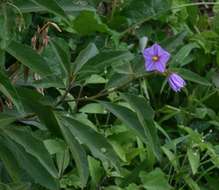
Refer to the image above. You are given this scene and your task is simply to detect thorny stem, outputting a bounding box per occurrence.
[120,2,219,37]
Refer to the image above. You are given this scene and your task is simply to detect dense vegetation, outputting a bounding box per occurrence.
[0,0,219,189]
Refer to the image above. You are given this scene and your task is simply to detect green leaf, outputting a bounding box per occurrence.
[184,176,200,190]
[44,139,67,155]
[4,127,58,178]
[73,11,113,35]
[162,146,178,170]
[80,51,134,76]
[88,156,104,189]
[139,168,172,190]
[17,88,62,137]
[0,137,59,190]
[161,31,188,52]
[13,0,95,13]
[85,74,107,84]
[122,0,171,22]
[31,75,65,88]
[187,148,200,175]
[50,38,71,78]
[120,93,161,160]
[79,103,106,114]
[171,43,198,66]
[56,115,89,187]
[0,4,15,49]
[58,115,121,169]
[29,0,67,20]
[6,40,52,77]
[56,150,70,177]
[0,71,24,113]
[0,113,17,128]
[99,101,160,160]
[172,68,211,86]
[8,183,30,190]
[73,43,99,74]
[0,136,23,182]
[0,49,5,69]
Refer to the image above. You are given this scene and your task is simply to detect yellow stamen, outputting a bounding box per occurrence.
[152,56,159,62]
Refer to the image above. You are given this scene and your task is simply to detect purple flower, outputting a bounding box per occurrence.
[143,44,170,73]
[168,73,186,92]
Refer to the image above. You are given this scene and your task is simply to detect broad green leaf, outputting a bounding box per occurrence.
[59,115,121,169]
[0,4,15,49]
[0,136,23,182]
[80,51,134,76]
[99,101,161,159]
[0,71,24,113]
[187,148,200,175]
[161,146,178,170]
[4,128,58,178]
[56,150,70,177]
[121,93,154,121]
[31,75,65,88]
[184,176,200,190]
[73,43,99,74]
[79,103,106,114]
[139,168,172,190]
[17,88,62,137]
[13,0,95,13]
[44,139,67,155]
[106,73,133,89]
[6,41,52,77]
[161,31,188,52]
[50,38,71,78]
[29,0,67,20]
[8,183,30,190]
[122,0,171,22]
[85,74,107,84]
[0,137,59,190]
[172,68,211,86]
[56,114,89,187]
[99,101,145,137]
[0,49,5,69]
[120,93,161,160]
[171,43,198,66]
[120,159,149,187]
[206,176,219,190]
[0,113,17,128]
[73,11,113,35]
[88,156,104,189]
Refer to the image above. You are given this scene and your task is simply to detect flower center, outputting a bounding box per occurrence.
[152,55,159,62]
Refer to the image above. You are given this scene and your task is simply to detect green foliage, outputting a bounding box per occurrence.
[0,0,219,190]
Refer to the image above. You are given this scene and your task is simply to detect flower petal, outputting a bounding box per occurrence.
[155,60,166,73]
[168,73,186,92]
[145,59,156,71]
